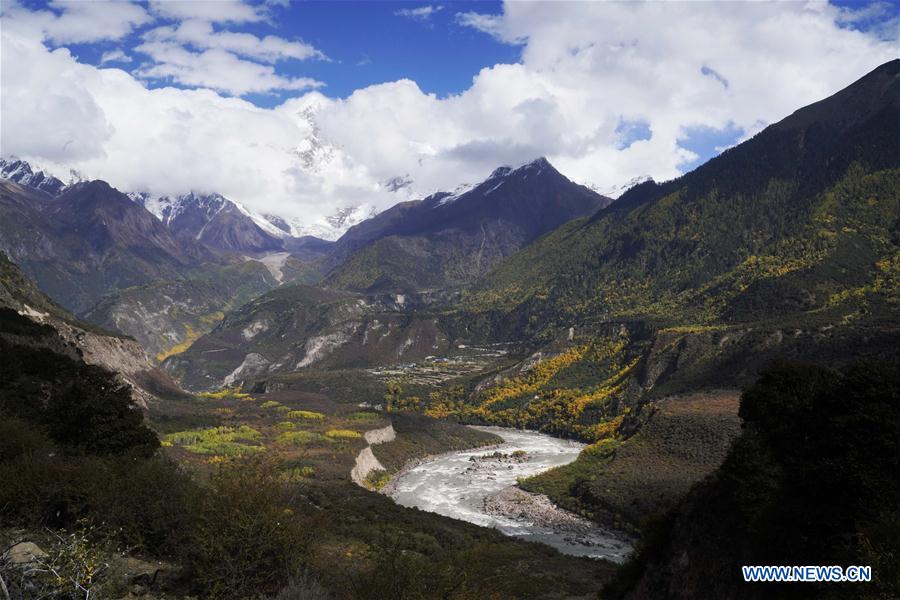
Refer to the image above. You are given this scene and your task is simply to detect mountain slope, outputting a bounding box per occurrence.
[132,191,286,253]
[163,285,460,390]
[324,158,612,292]
[376,60,900,446]
[468,60,900,334]
[0,251,187,408]
[0,158,67,196]
[0,171,333,359]
[0,178,217,314]
[83,260,280,361]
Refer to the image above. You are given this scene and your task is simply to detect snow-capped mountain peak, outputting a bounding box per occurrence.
[591,175,653,199]
[132,191,229,227]
[271,204,379,241]
[435,182,475,207]
[0,158,76,196]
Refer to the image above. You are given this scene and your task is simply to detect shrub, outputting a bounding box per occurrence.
[363,469,390,490]
[184,466,311,598]
[268,571,332,600]
[0,452,197,554]
[0,525,112,599]
[198,387,252,401]
[0,417,53,461]
[286,411,325,421]
[261,401,282,409]
[165,426,264,456]
[324,429,362,440]
[281,466,316,482]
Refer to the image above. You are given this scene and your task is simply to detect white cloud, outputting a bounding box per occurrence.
[835,0,899,40]
[137,2,328,95]
[100,49,133,64]
[396,5,444,21]
[2,0,327,96]
[2,0,151,44]
[1,1,897,227]
[148,0,264,24]
[455,10,521,43]
[142,20,327,63]
[134,41,324,95]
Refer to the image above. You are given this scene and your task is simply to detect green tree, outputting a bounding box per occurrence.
[384,380,402,413]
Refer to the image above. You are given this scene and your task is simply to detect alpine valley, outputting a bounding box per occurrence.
[1,59,898,600]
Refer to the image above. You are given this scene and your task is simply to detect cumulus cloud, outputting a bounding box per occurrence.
[1,1,897,226]
[100,49,133,64]
[134,41,324,95]
[455,10,522,43]
[395,5,444,21]
[148,0,265,24]
[2,0,151,44]
[135,5,328,94]
[143,20,327,63]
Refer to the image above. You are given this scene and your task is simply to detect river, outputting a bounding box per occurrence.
[387,426,633,562]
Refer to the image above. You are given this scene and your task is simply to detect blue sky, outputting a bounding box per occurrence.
[259,2,521,100]
[45,1,521,102]
[3,0,897,220]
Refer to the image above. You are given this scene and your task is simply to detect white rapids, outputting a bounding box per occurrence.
[388,426,633,562]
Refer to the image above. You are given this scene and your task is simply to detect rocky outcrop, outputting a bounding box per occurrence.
[351,424,396,486]
[363,424,396,445]
[223,353,271,388]
[59,323,163,409]
[351,447,386,486]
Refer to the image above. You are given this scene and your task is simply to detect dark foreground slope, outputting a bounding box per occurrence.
[610,361,900,600]
[0,251,186,407]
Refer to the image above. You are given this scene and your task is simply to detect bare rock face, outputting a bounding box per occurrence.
[223,353,271,387]
[62,323,174,409]
[363,424,396,445]
[351,446,386,486]
[351,424,397,485]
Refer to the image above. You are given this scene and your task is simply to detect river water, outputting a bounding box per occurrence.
[388,426,633,562]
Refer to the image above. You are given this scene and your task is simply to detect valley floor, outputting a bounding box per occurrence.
[145,383,620,599]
